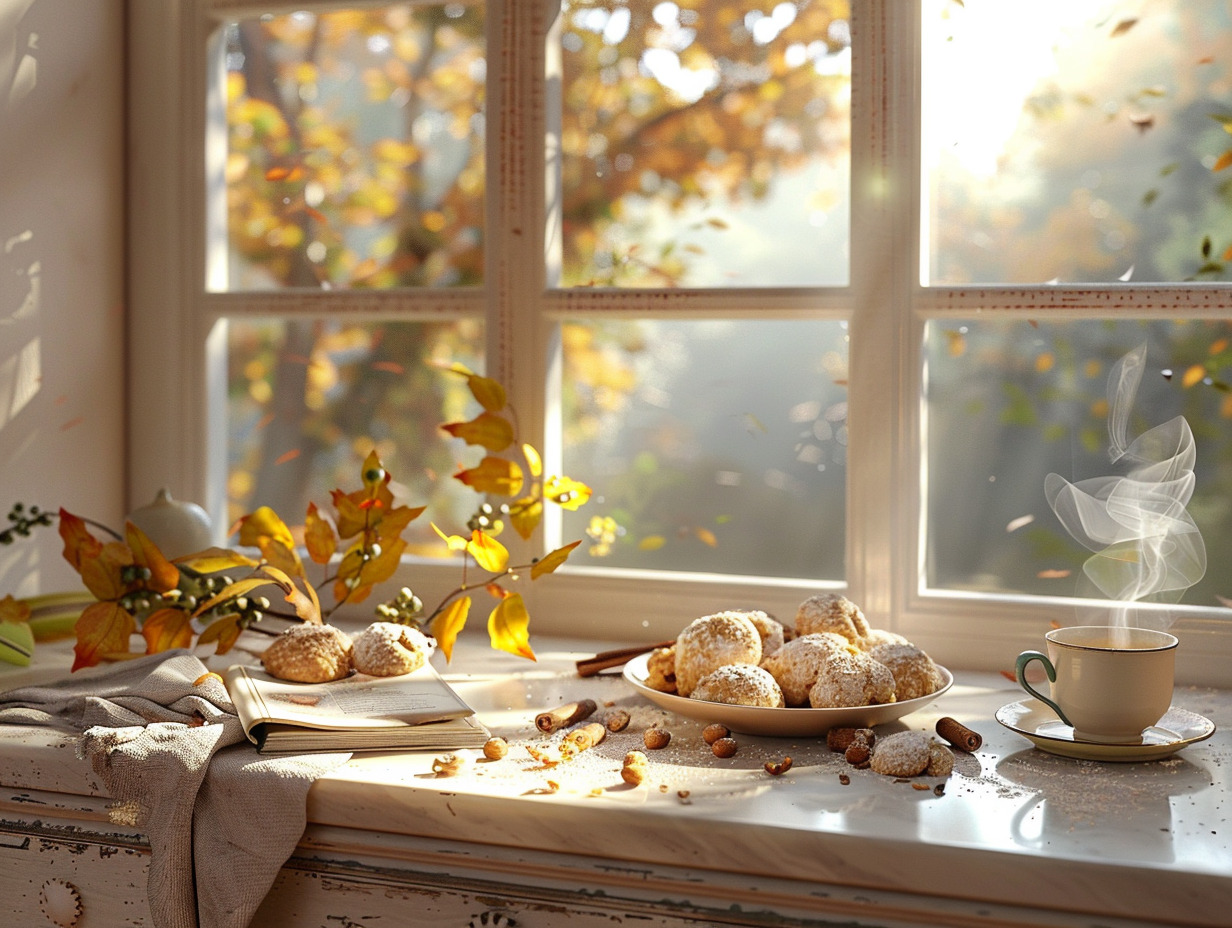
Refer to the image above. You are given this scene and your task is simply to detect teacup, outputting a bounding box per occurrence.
[1014,625,1177,744]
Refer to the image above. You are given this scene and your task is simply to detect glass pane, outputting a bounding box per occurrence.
[924,319,1232,614]
[561,319,848,579]
[924,0,1232,284]
[227,318,484,549]
[216,4,485,291]
[557,1,851,288]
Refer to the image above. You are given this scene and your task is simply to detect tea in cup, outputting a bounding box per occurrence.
[1014,625,1177,744]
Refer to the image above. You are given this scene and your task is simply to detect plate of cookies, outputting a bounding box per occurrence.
[621,594,953,737]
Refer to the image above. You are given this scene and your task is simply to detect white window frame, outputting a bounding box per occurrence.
[126,0,1232,683]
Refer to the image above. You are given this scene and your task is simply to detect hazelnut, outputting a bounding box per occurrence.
[643,728,672,750]
[702,723,730,745]
[844,740,871,766]
[764,756,793,776]
[606,709,631,732]
[621,750,649,786]
[711,737,738,758]
[482,737,509,761]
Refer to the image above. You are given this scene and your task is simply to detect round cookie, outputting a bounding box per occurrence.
[352,622,433,676]
[691,664,785,708]
[645,645,678,693]
[795,594,871,646]
[859,628,911,651]
[869,730,931,777]
[262,623,353,683]
[868,641,944,701]
[926,739,955,777]
[674,611,763,697]
[808,648,896,708]
[740,609,786,658]
[761,632,852,706]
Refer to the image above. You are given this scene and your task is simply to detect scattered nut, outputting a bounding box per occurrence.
[621,750,649,786]
[911,781,932,791]
[606,709,631,732]
[702,723,730,744]
[844,740,871,766]
[676,790,692,804]
[643,728,672,750]
[711,737,738,758]
[838,773,851,785]
[826,726,876,753]
[482,737,509,761]
[431,753,465,777]
[933,782,946,796]
[764,756,793,776]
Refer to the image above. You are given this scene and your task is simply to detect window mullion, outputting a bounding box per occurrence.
[846,0,921,628]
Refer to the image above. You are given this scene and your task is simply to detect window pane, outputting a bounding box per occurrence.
[924,319,1232,611]
[217,4,485,291]
[227,318,484,548]
[561,319,848,579]
[557,1,851,288]
[924,0,1232,284]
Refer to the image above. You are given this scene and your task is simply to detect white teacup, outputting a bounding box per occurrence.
[1014,625,1177,744]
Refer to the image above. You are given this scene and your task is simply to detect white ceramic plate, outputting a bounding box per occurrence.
[996,699,1215,762]
[621,652,953,737]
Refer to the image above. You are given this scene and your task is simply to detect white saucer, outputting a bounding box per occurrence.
[996,699,1215,762]
[622,652,952,737]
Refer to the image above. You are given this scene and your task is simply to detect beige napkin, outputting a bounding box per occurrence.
[0,649,350,928]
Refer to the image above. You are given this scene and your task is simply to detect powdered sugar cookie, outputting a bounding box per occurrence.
[262,623,353,683]
[691,663,785,708]
[761,632,853,706]
[868,641,944,701]
[869,730,931,777]
[808,648,896,708]
[795,594,870,646]
[674,611,763,697]
[352,622,433,676]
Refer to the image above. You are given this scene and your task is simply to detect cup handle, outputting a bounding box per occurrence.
[1014,650,1074,728]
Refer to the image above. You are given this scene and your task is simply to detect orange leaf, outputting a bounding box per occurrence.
[197,614,243,655]
[0,595,31,624]
[431,595,471,662]
[141,607,195,654]
[531,540,581,579]
[695,527,718,547]
[1182,364,1206,388]
[454,456,524,497]
[57,509,102,573]
[374,504,427,541]
[1214,150,1232,172]
[304,502,337,565]
[125,521,180,593]
[73,601,136,671]
[467,530,509,573]
[487,592,535,661]
[78,541,131,601]
[441,411,515,452]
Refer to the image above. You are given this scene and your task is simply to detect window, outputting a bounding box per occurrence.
[129,0,1232,680]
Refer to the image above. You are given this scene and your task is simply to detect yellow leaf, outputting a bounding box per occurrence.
[125,521,181,593]
[432,522,470,551]
[509,496,543,540]
[73,601,136,671]
[441,411,515,452]
[176,547,259,573]
[488,592,535,660]
[695,527,718,547]
[544,475,592,510]
[304,502,337,564]
[238,506,296,550]
[532,540,581,579]
[454,456,524,497]
[467,530,509,573]
[522,442,543,478]
[639,535,667,551]
[431,595,471,662]
[466,374,507,413]
[1214,150,1232,172]
[141,607,195,654]
[1182,364,1206,388]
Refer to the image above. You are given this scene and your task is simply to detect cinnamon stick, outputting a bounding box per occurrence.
[574,640,675,677]
[535,698,597,733]
[935,716,982,752]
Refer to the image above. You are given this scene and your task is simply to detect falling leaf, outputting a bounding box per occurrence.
[1214,150,1232,172]
[1182,364,1206,388]
[371,361,404,374]
[1110,18,1138,37]
[694,528,718,547]
[639,535,667,551]
[274,449,301,465]
[1036,569,1071,580]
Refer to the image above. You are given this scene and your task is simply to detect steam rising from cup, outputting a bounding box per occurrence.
[1044,343,1206,628]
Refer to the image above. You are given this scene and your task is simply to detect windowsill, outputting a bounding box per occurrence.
[1,634,1228,927]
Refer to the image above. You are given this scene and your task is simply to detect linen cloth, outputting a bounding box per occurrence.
[0,649,350,928]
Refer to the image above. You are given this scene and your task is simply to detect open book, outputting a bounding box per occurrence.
[223,661,490,754]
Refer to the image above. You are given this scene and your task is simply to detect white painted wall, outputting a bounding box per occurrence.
[0,0,125,596]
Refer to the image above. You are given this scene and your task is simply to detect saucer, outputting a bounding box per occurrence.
[996,699,1215,762]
